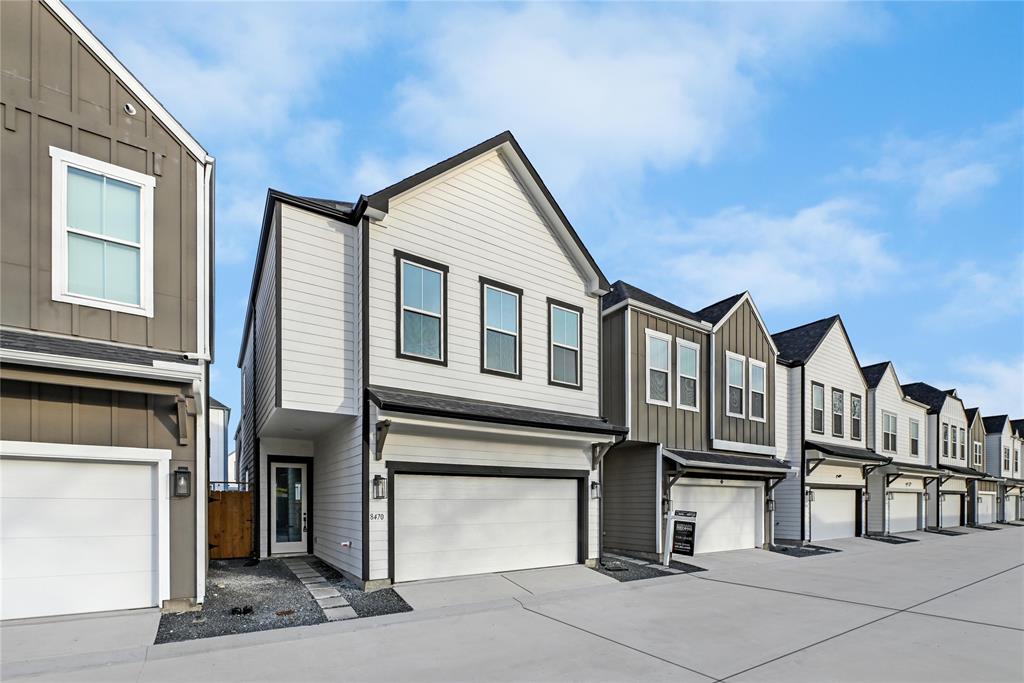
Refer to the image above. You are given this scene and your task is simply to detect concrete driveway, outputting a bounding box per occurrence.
[4,527,1022,682]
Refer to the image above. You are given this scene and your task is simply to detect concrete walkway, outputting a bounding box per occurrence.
[3,528,1022,682]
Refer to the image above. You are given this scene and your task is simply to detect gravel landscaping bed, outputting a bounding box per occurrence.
[863,534,918,544]
[592,555,706,581]
[924,528,967,536]
[769,543,840,558]
[156,559,323,644]
[306,557,412,618]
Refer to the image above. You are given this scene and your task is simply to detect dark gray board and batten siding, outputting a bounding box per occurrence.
[1,1,200,353]
[601,308,627,427]
[601,443,658,554]
[714,299,775,447]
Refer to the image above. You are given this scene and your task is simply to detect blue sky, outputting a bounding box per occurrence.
[70,1,1023,437]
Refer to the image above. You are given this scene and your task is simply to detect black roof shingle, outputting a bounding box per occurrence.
[983,415,1009,433]
[901,382,952,414]
[602,281,702,322]
[694,292,745,325]
[771,316,839,365]
[861,361,890,389]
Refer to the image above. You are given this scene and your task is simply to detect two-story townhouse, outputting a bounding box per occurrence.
[599,285,789,558]
[985,415,1023,522]
[771,316,887,543]
[0,0,214,619]
[235,132,626,588]
[901,384,982,529]
[860,362,933,535]
[1009,420,1024,520]
[964,408,998,525]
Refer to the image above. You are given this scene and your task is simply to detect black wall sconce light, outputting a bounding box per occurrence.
[766,498,775,512]
[372,474,387,500]
[173,467,191,497]
[590,481,601,499]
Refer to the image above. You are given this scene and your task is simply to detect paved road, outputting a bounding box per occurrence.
[5,527,1023,682]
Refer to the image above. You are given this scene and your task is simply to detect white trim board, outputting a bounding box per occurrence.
[0,440,172,608]
[0,348,202,383]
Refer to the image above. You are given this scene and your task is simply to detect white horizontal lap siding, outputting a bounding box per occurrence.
[280,205,358,416]
[368,151,599,415]
[937,398,967,468]
[312,417,362,578]
[804,326,867,447]
[875,370,928,465]
[368,427,597,581]
[773,364,802,541]
[254,224,278,433]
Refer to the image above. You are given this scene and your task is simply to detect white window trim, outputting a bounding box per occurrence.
[675,338,700,412]
[725,351,746,419]
[549,304,582,388]
[645,329,672,407]
[398,258,446,361]
[951,426,959,461]
[748,358,767,423]
[881,411,897,454]
[973,441,983,468]
[942,423,949,458]
[810,382,825,434]
[958,427,966,460]
[50,146,155,317]
[909,418,920,457]
[482,284,520,375]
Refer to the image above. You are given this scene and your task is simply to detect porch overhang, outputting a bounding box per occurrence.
[804,440,891,478]
[662,448,790,486]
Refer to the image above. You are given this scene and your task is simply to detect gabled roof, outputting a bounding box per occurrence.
[983,414,1009,434]
[695,293,745,325]
[602,281,703,324]
[964,407,979,424]
[209,396,230,411]
[861,361,890,388]
[771,315,841,365]
[901,382,958,415]
[367,131,610,293]
[1012,419,1024,438]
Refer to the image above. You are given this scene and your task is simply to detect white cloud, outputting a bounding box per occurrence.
[848,112,1022,217]
[390,3,883,198]
[652,198,897,310]
[922,254,1024,327]
[939,357,1024,417]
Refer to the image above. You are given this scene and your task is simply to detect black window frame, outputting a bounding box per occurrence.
[909,418,920,456]
[850,393,862,441]
[547,298,584,390]
[479,276,523,380]
[395,250,449,366]
[831,388,844,438]
[811,381,825,434]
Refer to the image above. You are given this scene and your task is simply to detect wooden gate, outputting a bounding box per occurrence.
[208,490,253,559]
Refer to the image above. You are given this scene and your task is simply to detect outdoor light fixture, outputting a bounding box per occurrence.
[590,481,601,499]
[372,474,387,500]
[863,491,871,502]
[924,492,930,500]
[766,498,775,512]
[173,467,191,497]
[887,492,894,501]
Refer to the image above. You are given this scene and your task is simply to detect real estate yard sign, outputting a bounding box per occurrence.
[662,510,697,564]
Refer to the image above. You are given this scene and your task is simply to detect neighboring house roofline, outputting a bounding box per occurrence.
[771,315,869,387]
[861,361,929,409]
[43,0,209,162]
[602,281,709,330]
[982,414,1010,434]
[367,131,611,294]
[703,291,778,355]
[901,381,966,416]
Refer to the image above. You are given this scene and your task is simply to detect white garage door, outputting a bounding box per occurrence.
[810,488,856,541]
[940,494,962,528]
[1,457,160,620]
[671,485,757,554]
[1003,495,1018,522]
[889,492,919,533]
[393,475,577,583]
[977,494,996,525]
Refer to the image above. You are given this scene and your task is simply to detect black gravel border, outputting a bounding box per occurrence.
[769,544,840,558]
[307,557,413,618]
[924,528,967,536]
[592,555,706,582]
[863,534,918,544]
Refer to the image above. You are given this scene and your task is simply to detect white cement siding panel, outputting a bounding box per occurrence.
[804,325,867,448]
[312,416,362,579]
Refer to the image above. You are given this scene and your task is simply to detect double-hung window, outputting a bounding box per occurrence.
[831,388,844,437]
[811,382,825,434]
[50,147,155,316]
[850,394,862,440]
[942,424,949,457]
[749,359,766,422]
[645,330,671,406]
[881,411,897,453]
[480,279,521,377]
[973,442,983,468]
[950,426,958,461]
[676,339,699,411]
[958,428,966,460]
[1004,447,1011,470]
[726,353,746,418]
[549,300,582,388]
[397,252,447,364]
[909,419,920,456]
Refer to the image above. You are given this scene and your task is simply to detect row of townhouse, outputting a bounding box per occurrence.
[232,128,1024,588]
[1,1,1020,622]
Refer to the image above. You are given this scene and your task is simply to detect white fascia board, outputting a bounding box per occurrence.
[711,292,779,355]
[43,0,208,162]
[377,412,614,445]
[1,348,202,383]
[603,300,711,333]
[711,439,777,457]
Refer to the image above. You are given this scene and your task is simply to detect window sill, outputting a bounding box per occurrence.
[52,291,152,318]
[397,351,447,367]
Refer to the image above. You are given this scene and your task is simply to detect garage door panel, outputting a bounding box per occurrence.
[940,496,962,527]
[1006,496,1019,520]
[2,571,156,620]
[811,488,856,541]
[394,474,578,583]
[1,498,154,538]
[671,485,758,554]
[2,535,156,578]
[977,494,996,524]
[1,459,153,498]
[889,493,918,533]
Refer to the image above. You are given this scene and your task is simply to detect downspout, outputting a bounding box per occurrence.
[799,365,807,543]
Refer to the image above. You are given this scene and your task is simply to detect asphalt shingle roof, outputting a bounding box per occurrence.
[602,281,702,322]
[1012,419,1024,438]
[694,293,745,326]
[900,382,950,414]
[983,415,1009,433]
[771,316,839,365]
[861,361,890,389]
[0,328,198,367]
[665,448,789,473]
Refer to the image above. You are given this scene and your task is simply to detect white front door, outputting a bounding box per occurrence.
[810,488,857,541]
[0,456,160,620]
[671,484,759,554]
[940,494,962,528]
[270,463,308,555]
[1006,495,1020,521]
[977,493,996,524]
[889,492,919,533]
[393,474,578,582]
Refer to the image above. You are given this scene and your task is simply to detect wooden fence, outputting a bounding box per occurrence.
[208,489,252,559]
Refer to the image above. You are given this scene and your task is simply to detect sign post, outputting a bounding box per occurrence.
[662,510,697,565]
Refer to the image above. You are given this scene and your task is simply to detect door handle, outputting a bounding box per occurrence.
[302,512,307,533]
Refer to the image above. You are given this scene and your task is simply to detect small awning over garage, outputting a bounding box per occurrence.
[805,440,891,465]
[663,448,790,478]
[941,463,987,479]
